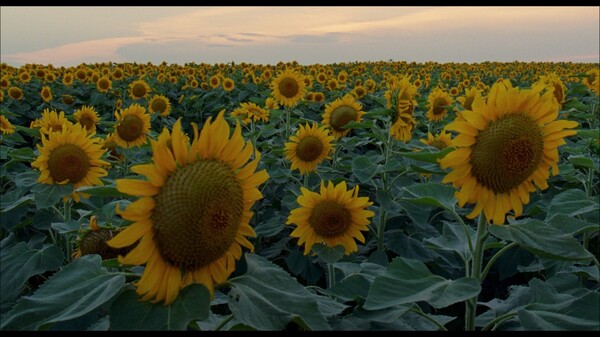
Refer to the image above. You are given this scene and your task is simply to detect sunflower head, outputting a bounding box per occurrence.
[148,94,172,116]
[1,115,16,135]
[439,82,578,225]
[534,73,567,106]
[74,105,101,133]
[284,123,335,175]
[386,76,419,142]
[128,79,151,100]
[457,87,481,111]
[106,112,269,304]
[286,181,374,255]
[96,76,112,93]
[113,104,151,148]
[222,78,235,92]
[31,108,73,135]
[40,86,53,103]
[419,130,452,150]
[8,86,23,100]
[425,88,454,122]
[322,94,365,139]
[74,216,137,260]
[31,123,109,202]
[271,69,306,108]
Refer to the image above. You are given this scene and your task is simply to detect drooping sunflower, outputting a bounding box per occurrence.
[112,103,151,148]
[534,73,567,107]
[73,216,137,260]
[106,112,269,304]
[439,81,578,225]
[241,102,269,123]
[271,69,306,108]
[264,97,279,110]
[284,123,334,175]
[148,94,172,116]
[96,76,112,93]
[583,68,599,95]
[386,76,418,142]
[1,115,16,135]
[286,180,374,255]
[425,87,454,122]
[74,105,101,133]
[31,123,109,202]
[30,108,73,135]
[322,94,366,139]
[457,87,481,111]
[419,130,452,150]
[128,79,151,100]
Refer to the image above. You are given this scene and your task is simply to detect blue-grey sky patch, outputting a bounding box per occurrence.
[1,6,598,66]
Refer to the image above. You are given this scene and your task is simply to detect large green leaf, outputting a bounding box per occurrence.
[109,284,210,330]
[228,253,330,331]
[1,255,125,330]
[352,156,380,184]
[0,238,63,306]
[424,221,476,262]
[545,214,599,236]
[31,183,74,209]
[322,262,387,301]
[547,189,598,219]
[402,183,457,211]
[363,257,480,310]
[488,219,594,262]
[74,185,129,198]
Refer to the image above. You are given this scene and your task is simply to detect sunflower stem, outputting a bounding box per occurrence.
[481,311,519,331]
[377,209,387,252]
[480,242,517,281]
[327,262,336,289]
[465,213,488,331]
[63,199,72,222]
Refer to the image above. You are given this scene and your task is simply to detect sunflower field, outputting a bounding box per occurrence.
[0,60,599,331]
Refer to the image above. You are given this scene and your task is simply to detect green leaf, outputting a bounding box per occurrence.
[576,129,600,140]
[352,156,379,184]
[1,255,125,330]
[488,219,594,262]
[341,120,375,130]
[0,194,34,213]
[74,184,129,198]
[402,183,457,211]
[312,243,345,264]
[32,183,74,209]
[547,189,598,218]
[363,257,481,310]
[545,214,599,236]
[109,284,210,330]
[397,147,454,164]
[8,147,35,162]
[228,253,330,331]
[568,155,599,172]
[424,221,476,262]
[0,241,64,305]
[375,189,401,215]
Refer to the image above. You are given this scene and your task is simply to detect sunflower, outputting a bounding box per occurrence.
[322,94,366,139]
[242,102,269,123]
[31,123,109,202]
[425,88,453,122]
[129,79,151,100]
[73,216,137,260]
[534,73,567,107]
[62,73,74,86]
[286,180,374,255]
[74,105,101,133]
[264,97,279,110]
[222,78,235,92]
[40,86,53,103]
[62,94,75,106]
[148,94,172,116]
[7,86,23,100]
[19,72,31,84]
[457,87,481,111]
[439,81,578,225]
[271,69,306,108]
[386,76,418,142]
[1,115,16,135]
[230,107,251,125]
[112,103,151,148]
[419,130,452,150]
[583,68,599,95]
[209,75,221,88]
[313,92,325,103]
[96,76,112,93]
[351,85,367,100]
[0,76,9,90]
[30,108,73,135]
[284,123,334,175]
[106,112,269,304]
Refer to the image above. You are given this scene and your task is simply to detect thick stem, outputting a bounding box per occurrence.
[480,242,517,281]
[327,263,336,289]
[465,213,488,331]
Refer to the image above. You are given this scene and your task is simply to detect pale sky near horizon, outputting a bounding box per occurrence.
[1,6,599,67]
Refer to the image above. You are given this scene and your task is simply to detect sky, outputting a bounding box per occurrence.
[1,6,599,67]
